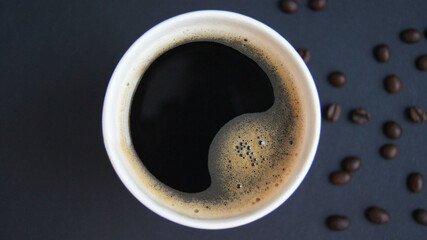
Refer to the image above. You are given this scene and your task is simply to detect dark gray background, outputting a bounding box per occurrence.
[1,0,427,239]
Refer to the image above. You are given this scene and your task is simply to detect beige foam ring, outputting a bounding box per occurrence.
[116,26,306,219]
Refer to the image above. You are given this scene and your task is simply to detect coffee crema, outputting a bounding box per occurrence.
[121,30,306,219]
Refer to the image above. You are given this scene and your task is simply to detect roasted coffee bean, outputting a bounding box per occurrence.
[309,0,327,11]
[374,44,391,62]
[400,28,422,43]
[326,215,350,231]
[413,209,427,226]
[383,121,402,139]
[366,207,390,224]
[325,103,341,122]
[330,170,351,185]
[342,156,361,172]
[380,143,398,159]
[350,108,370,124]
[416,55,427,71]
[297,48,311,64]
[408,106,427,123]
[280,0,299,13]
[329,71,347,87]
[407,173,424,193]
[384,75,402,93]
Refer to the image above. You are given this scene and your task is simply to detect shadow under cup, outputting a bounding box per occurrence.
[102,10,320,229]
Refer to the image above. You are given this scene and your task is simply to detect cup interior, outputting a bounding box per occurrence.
[102,10,321,229]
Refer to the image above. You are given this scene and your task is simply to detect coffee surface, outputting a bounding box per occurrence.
[130,42,274,193]
[129,40,305,219]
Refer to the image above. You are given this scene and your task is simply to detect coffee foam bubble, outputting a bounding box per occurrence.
[119,28,306,219]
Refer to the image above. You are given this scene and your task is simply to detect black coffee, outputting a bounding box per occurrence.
[130,42,274,193]
[126,35,305,219]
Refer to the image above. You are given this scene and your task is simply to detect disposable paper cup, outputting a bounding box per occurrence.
[102,10,321,229]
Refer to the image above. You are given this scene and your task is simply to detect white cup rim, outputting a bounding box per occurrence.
[102,10,321,229]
